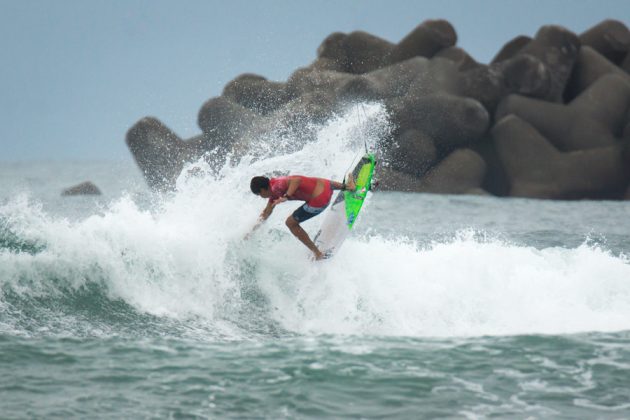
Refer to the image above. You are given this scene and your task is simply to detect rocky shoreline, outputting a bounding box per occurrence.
[126,19,630,200]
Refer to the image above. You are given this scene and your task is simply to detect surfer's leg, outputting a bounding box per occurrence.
[286,216,323,259]
[287,204,328,259]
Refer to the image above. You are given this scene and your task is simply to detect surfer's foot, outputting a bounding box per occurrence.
[346,173,356,191]
[314,250,325,260]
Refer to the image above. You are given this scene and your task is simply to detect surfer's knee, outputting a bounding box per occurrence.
[285,215,299,229]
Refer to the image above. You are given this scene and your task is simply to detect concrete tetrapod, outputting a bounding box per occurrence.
[386,129,438,177]
[458,54,551,113]
[565,46,630,100]
[496,74,630,151]
[344,31,395,74]
[270,90,339,130]
[414,148,487,195]
[285,66,356,99]
[492,115,628,199]
[491,35,532,63]
[197,97,259,146]
[390,19,457,64]
[337,57,459,102]
[579,19,630,65]
[387,92,490,154]
[344,53,550,116]
[222,74,291,115]
[316,32,350,72]
[517,25,580,102]
[433,46,479,71]
[126,117,188,191]
[378,149,487,195]
[304,30,397,75]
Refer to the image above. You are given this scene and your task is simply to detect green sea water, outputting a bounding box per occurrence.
[2,106,630,418]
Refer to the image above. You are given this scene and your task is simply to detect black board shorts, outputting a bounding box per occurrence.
[291,203,328,223]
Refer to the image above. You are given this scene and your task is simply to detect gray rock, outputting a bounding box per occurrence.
[387,93,490,153]
[403,57,461,98]
[126,117,187,191]
[376,166,425,192]
[182,133,229,167]
[271,90,338,129]
[496,74,630,151]
[348,54,549,116]
[379,149,487,195]
[315,30,397,74]
[310,56,348,72]
[434,46,479,71]
[491,35,532,63]
[414,148,487,194]
[493,115,628,199]
[386,129,438,177]
[500,54,551,97]
[286,67,356,98]
[338,57,457,102]
[222,73,291,115]
[335,76,382,103]
[458,54,551,113]
[62,181,102,196]
[565,46,630,100]
[126,19,630,200]
[517,25,580,102]
[197,96,259,151]
[316,32,350,72]
[579,19,630,65]
[569,74,630,135]
[623,130,630,159]
[471,136,510,197]
[344,31,395,74]
[390,19,457,64]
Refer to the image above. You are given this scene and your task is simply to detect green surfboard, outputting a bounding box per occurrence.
[314,153,376,257]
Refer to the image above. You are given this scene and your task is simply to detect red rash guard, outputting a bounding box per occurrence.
[268,176,333,208]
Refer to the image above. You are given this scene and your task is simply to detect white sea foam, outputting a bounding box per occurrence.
[2,102,630,339]
[261,233,630,337]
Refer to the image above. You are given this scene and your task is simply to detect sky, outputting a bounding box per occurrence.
[1,0,629,162]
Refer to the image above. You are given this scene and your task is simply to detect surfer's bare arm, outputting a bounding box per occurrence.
[331,175,355,191]
[244,202,274,240]
[273,177,301,205]
[260,200,275,220]
[330,181,344,190]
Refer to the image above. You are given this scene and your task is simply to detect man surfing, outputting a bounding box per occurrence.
[248,174,355,260]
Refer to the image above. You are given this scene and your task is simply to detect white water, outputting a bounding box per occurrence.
[2,103,630,339]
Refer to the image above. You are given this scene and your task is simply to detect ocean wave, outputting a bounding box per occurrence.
[1,104,630,341]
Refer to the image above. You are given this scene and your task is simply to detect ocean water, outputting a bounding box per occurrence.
[2,105,630,419]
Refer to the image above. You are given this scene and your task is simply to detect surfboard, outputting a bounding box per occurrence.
[314,153,376,258]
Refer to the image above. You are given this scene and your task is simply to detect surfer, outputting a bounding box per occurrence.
[248,175,355,260]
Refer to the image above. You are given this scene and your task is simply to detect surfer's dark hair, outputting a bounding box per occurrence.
[250,176,270,194]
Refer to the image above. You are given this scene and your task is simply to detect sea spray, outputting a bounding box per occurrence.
[2,103,630,341]
[0,103,390,338]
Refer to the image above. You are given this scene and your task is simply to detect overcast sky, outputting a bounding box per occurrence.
[1,0,629,161]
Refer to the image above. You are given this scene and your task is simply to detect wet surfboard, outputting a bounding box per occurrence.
[314,153,376,258]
